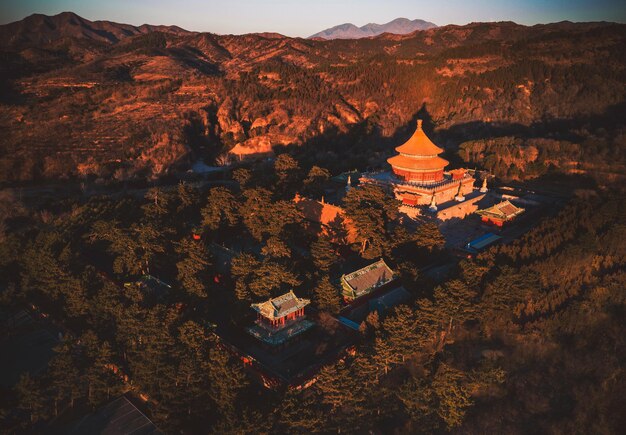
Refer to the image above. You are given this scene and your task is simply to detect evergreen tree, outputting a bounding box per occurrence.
[202,187,240,231]
[142,187,173,219]
[84,341,124,406]
[175,237,211,298]
[14,373,49,425]
[396,376,438,430]
[49,340,84,412]
[432,363,473,429]
[261,236,291,259]
[310,234,337,270]
[343,184,399,258]
[434,279,478,335]
[206,348,248,418]
[232,168,252,188]
[275,390,325,433]
[414,221,445,254]
[273,153,301,195]
[313,275,341,313]
[303,165,331,198]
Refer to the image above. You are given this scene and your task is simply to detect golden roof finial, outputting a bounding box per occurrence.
[417,119,423,130]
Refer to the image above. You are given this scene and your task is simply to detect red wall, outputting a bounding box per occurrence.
[481,216,504,227]
[392,167,444,183]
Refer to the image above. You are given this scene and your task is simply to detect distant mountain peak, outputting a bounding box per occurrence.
[309,18,437,39]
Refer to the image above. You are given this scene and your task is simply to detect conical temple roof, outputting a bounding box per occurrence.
[395,119,444,156]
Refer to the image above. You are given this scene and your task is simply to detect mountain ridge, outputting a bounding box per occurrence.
[0,11,192,47]
[309,17,437,39]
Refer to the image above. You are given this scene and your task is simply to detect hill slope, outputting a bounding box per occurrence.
[0,14,624,183]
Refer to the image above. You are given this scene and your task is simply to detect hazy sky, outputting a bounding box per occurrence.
[1,0,624,37]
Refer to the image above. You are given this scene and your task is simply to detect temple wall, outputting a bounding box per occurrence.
[437,193,486,222]
[395,177,475,205]
[392,167,444,183]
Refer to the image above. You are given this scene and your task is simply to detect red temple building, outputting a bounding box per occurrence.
[476,200,524,226]
[361,119,475,206]
[247,291,315,347]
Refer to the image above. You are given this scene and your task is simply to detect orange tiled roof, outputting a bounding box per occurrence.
[395,119,444,156]
[387,154,449,171]
[477,200,524,219]
[293,195,358,243]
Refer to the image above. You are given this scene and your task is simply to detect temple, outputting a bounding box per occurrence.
[361,119,475,206]
[293,194,358,244]
[341,259,396,302]
[247,291,315,347]
[476,200,524,226]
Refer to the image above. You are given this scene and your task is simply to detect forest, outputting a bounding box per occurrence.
[0,152,624,433]
[1,12,625,435]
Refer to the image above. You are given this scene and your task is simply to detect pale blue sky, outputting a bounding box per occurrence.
[1,0,624,37]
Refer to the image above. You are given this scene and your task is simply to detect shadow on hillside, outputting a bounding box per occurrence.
[276,101,626,177]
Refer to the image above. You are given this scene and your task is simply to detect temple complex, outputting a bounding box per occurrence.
[341,259,396,302]
[361,119,475,206]
[476,200,524,226]
[247,291,315,347]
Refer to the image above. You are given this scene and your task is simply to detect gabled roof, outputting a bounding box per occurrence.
[293,195,358,243]
[477,200,524,219]
[394,119,444,156]
[66,396,161,435]
[251,291,310,320]
[341,259,395,298]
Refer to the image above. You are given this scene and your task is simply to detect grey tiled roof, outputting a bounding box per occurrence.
[342,259,395,298]
[251,291,310,320]
[67,396,161,435]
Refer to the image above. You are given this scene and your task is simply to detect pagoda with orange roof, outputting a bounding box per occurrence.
[361,119,476,207]
[387,119,449,183]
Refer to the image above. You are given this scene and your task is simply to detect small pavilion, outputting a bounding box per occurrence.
[247,291,315,347]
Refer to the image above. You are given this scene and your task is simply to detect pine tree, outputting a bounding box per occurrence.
[343,184,399,258]
[206,348,248,418]
[275,390,325,433]
[414,221,445,254]
[310,234,337,270]
[176,237,211,298]
[232,168,252,188]
[396,376,437,430]
[14,373,49,425]
[303,165,331,198]
[176,181,198,216]
[85,341,124,406]
[313,275,341,313]
[261,236,291,259]
[142,187,173,219]
[273,153,301,195]
[49,341,84,412]
[202,187,240,231]
[432,363,473,429]
[434,279,478,336]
